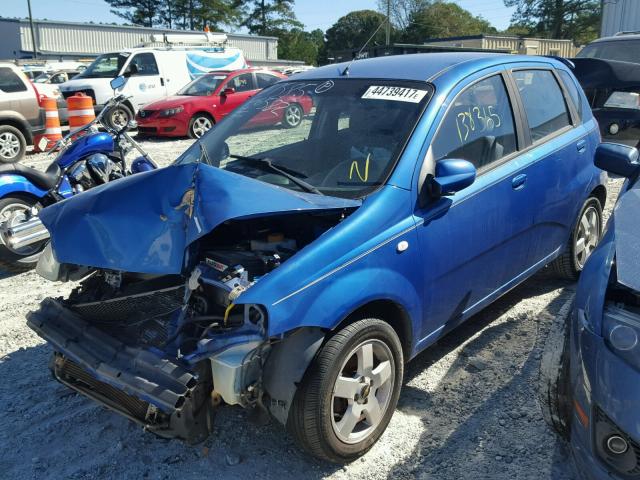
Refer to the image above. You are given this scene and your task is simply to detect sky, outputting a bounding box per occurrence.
[2,0,516,32]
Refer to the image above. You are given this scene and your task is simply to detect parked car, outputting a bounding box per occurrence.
[136,68,311,138]
[28,53,607,462]
[32,70,80,99]
[540,142,640,480]
[573,33,640,147]
[58,34,247,130]
[0,63,44,163]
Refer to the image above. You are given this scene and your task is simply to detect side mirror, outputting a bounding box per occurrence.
[222,87,235,96]
[595,142,639,178]
[110,76,126,90]
[427,158,476,200]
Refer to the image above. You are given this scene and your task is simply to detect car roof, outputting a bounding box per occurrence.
[291,52,551,83]
[588,33,640,43]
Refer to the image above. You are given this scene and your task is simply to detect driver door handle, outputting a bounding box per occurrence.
[512,173,527,190]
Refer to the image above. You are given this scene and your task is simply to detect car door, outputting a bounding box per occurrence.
[508,67,591,267]
[217,72,258,118]
[0,66,39,126]
[123,52,166,108]
[414,71,540,342]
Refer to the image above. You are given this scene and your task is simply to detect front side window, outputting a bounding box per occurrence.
[178,74,227,96]
[431,75,517,170]
[177,79,432,199]
[77,53,127,79]
[513,70,571,142]
[228,73,255,92]
[0,68,27,93]
[128,53,159,76]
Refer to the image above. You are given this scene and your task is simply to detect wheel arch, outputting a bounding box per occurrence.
[191,110,215,123]
[590,184,606,209]
[0,115,32,144]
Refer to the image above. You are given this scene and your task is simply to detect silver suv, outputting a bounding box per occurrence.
[0,63,45,163]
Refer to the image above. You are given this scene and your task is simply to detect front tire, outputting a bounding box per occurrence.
[283,103,303,128]
[188,113,214,139]
[551,196,602,279]
[538,306,572,440]
[0,125,27,164]
[0,195,44,272]
[104,103,133,131]
[288,318,403,462]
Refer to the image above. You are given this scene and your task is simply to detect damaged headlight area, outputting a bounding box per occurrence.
[27,211,347,443]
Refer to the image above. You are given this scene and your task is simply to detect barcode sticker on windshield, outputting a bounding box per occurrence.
[362,86,428,103]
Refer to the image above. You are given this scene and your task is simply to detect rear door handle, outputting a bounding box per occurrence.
[512,173,527,190]
[577,139,587,153]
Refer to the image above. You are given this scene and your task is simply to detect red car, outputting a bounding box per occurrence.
[135,69,312,138]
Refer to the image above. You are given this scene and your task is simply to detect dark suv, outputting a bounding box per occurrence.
[0,63,45,163]
[573,33,640,147]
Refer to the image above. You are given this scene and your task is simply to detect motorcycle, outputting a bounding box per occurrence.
[0,76,157,272]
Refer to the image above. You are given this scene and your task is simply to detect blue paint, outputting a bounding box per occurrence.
[56,132,114,168]
[0,174,48,199]
[41,52,606,360]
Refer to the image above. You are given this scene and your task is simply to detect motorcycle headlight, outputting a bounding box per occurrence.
[604,303,640,370]
[604,91,640,110]
[159,106,184,117]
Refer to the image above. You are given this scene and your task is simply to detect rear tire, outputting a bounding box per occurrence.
[0,125,27,164]
[287,318,403,462]
[551,197,602,280]
[0,195,43,272]
[538,305,572,440]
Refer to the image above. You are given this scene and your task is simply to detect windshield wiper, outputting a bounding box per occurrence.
[229,154,323,195]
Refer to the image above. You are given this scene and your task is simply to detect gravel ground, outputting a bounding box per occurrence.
[0,138,623,479]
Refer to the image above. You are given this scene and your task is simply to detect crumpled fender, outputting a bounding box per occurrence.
[39,163,360,274]
[0,174,48,199]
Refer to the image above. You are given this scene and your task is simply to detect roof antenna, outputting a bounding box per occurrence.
[341,17,389,76]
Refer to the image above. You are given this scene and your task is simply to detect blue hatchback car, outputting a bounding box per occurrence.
[28,53,607,461]
[540,142,640,479]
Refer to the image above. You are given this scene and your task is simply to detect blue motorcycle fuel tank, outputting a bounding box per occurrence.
[56,132,114,168]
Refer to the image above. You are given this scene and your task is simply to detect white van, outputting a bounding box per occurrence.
[58,34,247,128]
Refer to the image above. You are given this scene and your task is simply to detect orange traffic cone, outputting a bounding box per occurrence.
[33,96,62,152]
[67,92,96,131]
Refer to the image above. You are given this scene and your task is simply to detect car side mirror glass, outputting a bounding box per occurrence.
[110,76,126,90]
[222,87,235,96]
[422,158,476,205]
[595,143,640,178]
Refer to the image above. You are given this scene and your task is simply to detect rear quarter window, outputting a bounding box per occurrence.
[557,69,583,120]
[513,70,571,142]
[0,67,28,93]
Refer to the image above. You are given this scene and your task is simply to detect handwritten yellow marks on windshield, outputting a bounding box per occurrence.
[455,105,502,144]
[349,153,371,182]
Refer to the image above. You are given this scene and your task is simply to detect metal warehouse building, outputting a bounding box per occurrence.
[422,34,578,57]
[601,0,640,37]
[0,17,283,66]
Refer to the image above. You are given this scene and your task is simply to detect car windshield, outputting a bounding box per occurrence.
[577,40,640,64]
[178,74,227,96]
[76,53,128,78]
[176,79,432,199]
[33,73,50,83]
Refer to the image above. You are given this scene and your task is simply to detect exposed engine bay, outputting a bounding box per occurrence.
[27,210,348,443]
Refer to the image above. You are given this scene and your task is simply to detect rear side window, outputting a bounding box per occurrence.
[513,70,571,142]
[0,67,27,93]
[255,73,280,89]
[432,74,517,170]
[557,69,583,119]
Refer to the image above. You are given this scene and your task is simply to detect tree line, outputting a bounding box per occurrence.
[104,0,601,65]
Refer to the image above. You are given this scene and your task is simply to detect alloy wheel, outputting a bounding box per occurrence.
[0,202,41,257]
[192,116,212,138]
[0,132,21,160]
[285,105,302,127]
[331,339,395,444]
[574,205,600,269]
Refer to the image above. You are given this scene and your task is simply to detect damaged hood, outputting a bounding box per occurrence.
[40,163,360,274]
[614,180,640,292]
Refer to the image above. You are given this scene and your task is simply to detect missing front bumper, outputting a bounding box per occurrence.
[28,298,215,444]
